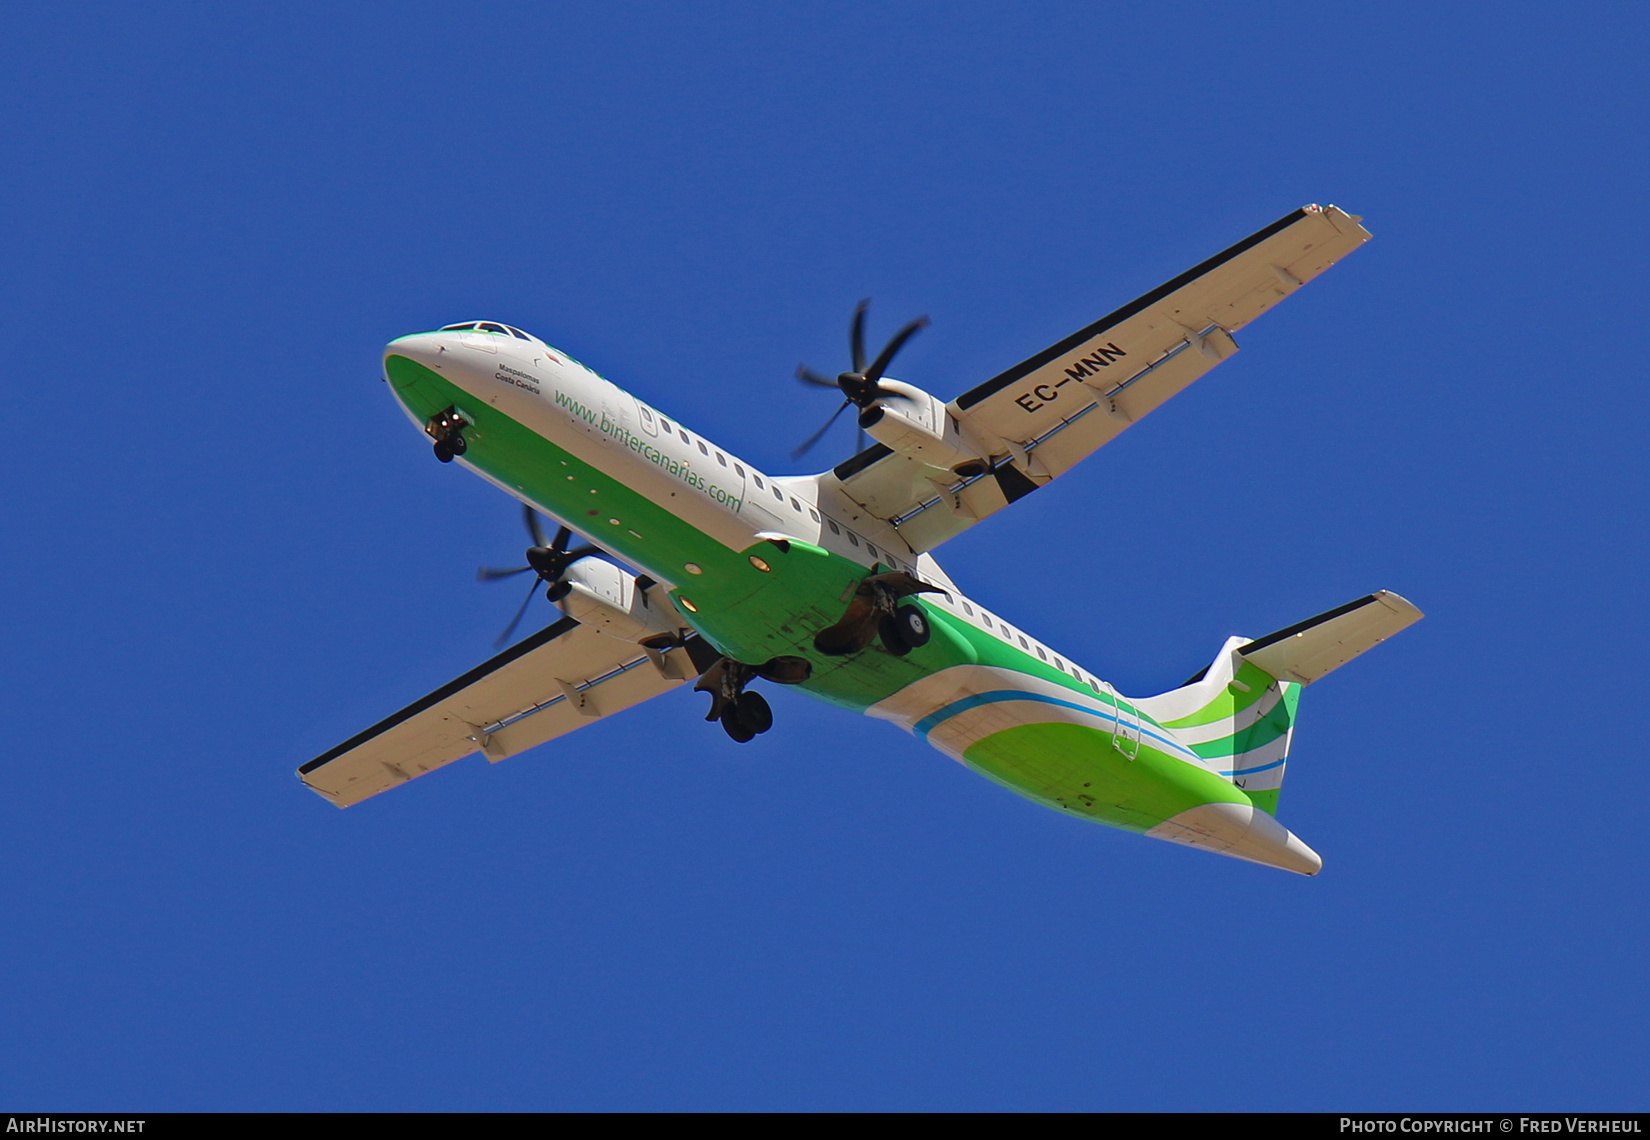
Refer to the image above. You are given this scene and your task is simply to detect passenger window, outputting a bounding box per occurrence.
[808,508,820,522]
[698,441,708,455]
[847,533,859,547]
[1019,635,1030,650]
[866,545,877,558]
[716,452,727,466]
[753,475,764,489]
[1036,646,1047,661]
[772,486,783,501]
[1088,678,1101,694]
[734,463,744,477]
[678,429,689,444]
[790,498,801,512]
[827,520,840,535]
[962,602,973,615]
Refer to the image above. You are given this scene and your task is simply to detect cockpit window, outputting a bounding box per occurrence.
[437,321,534,341]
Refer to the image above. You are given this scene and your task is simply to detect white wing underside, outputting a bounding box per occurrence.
[299,618,695,807]
[820,205,1371,553]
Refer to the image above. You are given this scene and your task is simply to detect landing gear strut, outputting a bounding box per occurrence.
[427,406,470,463]
[693,655,807,744]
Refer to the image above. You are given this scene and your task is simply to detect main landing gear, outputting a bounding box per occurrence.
[814,570,940,658]
[879,603,931,656]
[695,659,774,744]
[427,406,470,463]
[720,689,772,744]
[693,655,809,744]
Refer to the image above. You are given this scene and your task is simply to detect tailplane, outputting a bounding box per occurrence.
[1140,591,1423,816]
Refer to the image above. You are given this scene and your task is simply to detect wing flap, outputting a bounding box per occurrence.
[298,618,694,808]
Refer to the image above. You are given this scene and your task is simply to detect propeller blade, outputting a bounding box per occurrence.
[477,564,534,582]
[795,365,839,390]
[523,504,548,550]
[791,399,853,460]
[864,315,929,383]
[850,298,869,374]
[550,525,572,553]
[493,576,543,648]
[857,425,867,454]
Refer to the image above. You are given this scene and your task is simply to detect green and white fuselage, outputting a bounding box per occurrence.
[384,325,1306,874]
[305,206,1420,875]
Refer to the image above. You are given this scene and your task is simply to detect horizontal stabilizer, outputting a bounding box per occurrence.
[1239,591,1422,685]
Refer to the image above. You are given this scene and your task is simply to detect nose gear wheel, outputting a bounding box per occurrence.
[426,406,470,463]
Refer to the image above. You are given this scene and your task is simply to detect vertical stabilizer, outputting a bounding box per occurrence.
[1138,591,1422,816]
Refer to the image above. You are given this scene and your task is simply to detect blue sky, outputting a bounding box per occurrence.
[3,1,1646,1111]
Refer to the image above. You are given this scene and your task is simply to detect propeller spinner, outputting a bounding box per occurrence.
[478,504,602,646]
[791,299,929,460]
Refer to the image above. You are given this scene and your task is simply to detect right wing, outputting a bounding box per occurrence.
[298,618,701,808]
[825,205,1371,553]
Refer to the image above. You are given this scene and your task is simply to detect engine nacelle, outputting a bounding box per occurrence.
[556,558,683,643]
[857,379,987,473]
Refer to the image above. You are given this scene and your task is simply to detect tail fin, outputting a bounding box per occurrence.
[1140,591,1423,815]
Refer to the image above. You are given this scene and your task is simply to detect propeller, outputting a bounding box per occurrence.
[477,503,601,646]
[791,299,929,460]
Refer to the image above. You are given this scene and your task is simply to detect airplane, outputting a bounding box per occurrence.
[299,204,1421,876]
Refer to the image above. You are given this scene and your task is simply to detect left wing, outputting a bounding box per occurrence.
[823,205,1370,552]
[298,618,699,808]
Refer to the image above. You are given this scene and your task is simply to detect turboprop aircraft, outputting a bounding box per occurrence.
[300,204,1421,875]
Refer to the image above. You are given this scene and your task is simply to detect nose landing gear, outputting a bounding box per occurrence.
[427,406,471,463]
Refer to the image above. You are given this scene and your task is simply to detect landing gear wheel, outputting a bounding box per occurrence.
[427,407,469,463]
[879,614,912,656]
[735,690,773,735]
[893,604,930,648]
[720,704,756,743]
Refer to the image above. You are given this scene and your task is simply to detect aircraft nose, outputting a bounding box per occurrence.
[385,331,450,372]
